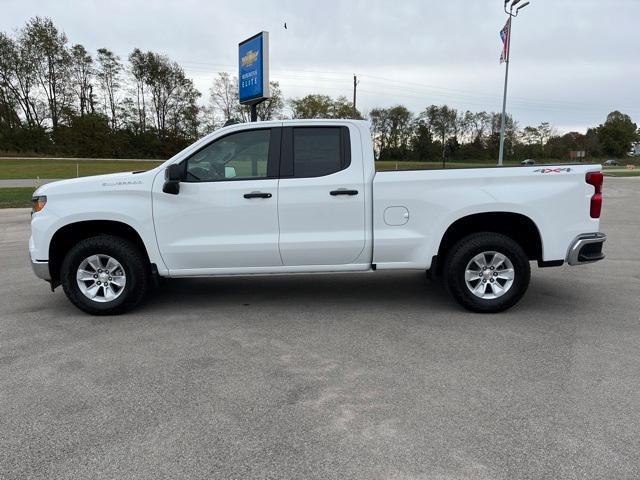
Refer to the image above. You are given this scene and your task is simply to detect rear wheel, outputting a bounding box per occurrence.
[443,232,530,313]
[60,235,150,315]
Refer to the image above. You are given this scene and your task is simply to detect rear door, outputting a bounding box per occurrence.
[277,124,366,265]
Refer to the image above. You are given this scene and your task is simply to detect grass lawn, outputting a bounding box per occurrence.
[376,159,640,172]
[604,170,640,177]
[0,159,162,180]
[0,187,35,208]
[375,161,509,171]
[1,157,638,182]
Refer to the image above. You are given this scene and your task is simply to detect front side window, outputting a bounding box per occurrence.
[185,129,271,182]
[292,127,345,177]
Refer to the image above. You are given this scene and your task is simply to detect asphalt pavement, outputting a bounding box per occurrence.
[1,178,639,479]
[0,179,60,188]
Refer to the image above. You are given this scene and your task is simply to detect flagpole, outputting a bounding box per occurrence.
[498,19,511,167]
[498,1,530,166]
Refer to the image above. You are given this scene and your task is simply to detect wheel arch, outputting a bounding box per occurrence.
[49,220,151,286]
[433,212,543,276]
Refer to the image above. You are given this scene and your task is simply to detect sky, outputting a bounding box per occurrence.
[1,0,638,133]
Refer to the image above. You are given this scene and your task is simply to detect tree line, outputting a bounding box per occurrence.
[1,17,638,160]
[368,106,638,163]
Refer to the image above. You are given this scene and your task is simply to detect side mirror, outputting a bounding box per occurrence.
[163,164,183,195]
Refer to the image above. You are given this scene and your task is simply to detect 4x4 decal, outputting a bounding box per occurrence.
[533,167,572,174]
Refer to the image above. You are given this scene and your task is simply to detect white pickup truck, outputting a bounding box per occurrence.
[29,120,606,315]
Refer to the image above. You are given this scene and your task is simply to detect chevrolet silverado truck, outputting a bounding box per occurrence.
[29,120,606,315]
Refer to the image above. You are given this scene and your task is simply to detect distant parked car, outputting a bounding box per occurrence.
[520,159,535,166]
[603,159,619,166]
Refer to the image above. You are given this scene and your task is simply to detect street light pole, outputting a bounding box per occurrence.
[498,0,530,166]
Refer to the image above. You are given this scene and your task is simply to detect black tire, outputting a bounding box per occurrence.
[443,232,531,313]
[60,235,150,315]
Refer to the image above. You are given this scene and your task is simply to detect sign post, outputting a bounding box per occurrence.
[570,150,586,162]
[238,31,270,122]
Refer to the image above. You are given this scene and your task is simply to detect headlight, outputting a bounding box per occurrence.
[31,195,47,214]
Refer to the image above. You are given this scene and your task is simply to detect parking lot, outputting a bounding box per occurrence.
[1,177,639,479]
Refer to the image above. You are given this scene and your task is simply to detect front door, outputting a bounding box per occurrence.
[152,127,282,273]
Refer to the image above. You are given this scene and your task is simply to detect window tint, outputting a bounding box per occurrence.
[293,127,344,177]
[185,129,271,182]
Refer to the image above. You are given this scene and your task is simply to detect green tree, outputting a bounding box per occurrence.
[166,76,200,142]
[597,111,639,157]
[96,48,122,129]
[368,106,413,160]
[207,73,285,126]
[385,105,413,157]
[290,94,333,119]
[70,44,93,116]
[22,16,72,128]
[466,111,491,144]
[410,119,438,161]
[53,112,111,156]
[289,94,361,119]
[128,48,148,132]
[0,30,44,126]
[0,33,22,130]
[423,105,458,165]
[536,122,555,155]
[369,107,390,159]
[140,51,200,145]
[143,52,184,138]
[330,96,361,119]
[209,72,236,124]
[255,81,284,121]
[543,132,584,159]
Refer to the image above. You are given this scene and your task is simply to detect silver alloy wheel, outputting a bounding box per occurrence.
[464,251,515,300]
[76,254,126,303]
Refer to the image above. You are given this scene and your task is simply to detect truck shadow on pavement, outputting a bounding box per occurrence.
[144,271,455,313]
[139,270,587,318]
[31,270,591,320]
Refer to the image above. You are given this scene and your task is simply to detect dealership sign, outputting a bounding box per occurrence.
[238,31,270,105]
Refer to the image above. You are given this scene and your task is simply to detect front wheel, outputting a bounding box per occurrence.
[443,232,531,313]
[60,235,150,315]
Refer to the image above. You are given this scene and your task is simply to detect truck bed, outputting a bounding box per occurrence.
[372,165,602,270]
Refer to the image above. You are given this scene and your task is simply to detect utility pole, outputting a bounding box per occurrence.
[353,74,358,118]
[498,0,530,166]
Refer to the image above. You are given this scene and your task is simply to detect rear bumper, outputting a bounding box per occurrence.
[566,232,606,266]
[31,259,51,281]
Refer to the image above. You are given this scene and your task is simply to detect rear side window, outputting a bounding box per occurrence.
[288,127,350,178]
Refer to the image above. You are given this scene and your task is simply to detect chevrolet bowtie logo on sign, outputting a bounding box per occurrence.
[241,50,259,68]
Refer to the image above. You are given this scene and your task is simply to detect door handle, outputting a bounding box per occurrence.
[243,192,272,199]
[330,189,359,196]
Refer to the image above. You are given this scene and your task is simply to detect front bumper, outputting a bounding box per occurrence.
[31,259,51,281]
[566,232,606,266]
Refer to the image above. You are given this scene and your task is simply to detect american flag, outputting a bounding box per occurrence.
[500,17,511,64]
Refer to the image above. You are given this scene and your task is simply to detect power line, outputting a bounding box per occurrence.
[180,63,638,114]
[179,58,630,110]
[177,61,639,120]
